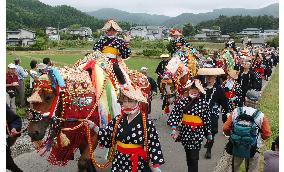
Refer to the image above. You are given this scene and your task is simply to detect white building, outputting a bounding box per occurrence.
[238,28,261,36]
[6,29,36,46]
[130,26,168,40]
[46,27,58,35]
[69,27,92,38]
[200,29,221,37]
[259,29,279,39]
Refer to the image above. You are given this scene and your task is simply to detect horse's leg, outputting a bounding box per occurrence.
[78,134,98,172]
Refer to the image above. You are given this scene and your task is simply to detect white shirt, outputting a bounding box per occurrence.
[29,69,38,89]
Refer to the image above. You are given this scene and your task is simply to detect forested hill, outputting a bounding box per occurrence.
[6,0,131,31]
[195,15,279,34]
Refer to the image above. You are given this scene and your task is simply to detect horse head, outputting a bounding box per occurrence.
[27,74,56,141]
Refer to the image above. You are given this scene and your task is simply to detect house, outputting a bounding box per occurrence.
[243,37,265,47]
[6,29,35,46]
[46,27,58,35]
[69,27,92,39]
[200,29,221,38]
[238,28,261,36]
[45,27,60,41]
[217,35,230,41]
[130,26,168,40]
[193,33,209,41]
[259,29,279,39]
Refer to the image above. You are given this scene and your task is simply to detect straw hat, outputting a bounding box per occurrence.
[184,79,206,94]
[227,69,239,79]
[8,63,16,69]
[197,68,225,76]
[120,83,147,103]
[101,19,122,32]
[160,54,170,58]
[140,67,148,71]
[37,63,47,70]
[170,29,182,36]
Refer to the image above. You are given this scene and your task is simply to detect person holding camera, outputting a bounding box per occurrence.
[6,63,19,113]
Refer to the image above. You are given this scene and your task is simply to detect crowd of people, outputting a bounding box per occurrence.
[6,19,279,172]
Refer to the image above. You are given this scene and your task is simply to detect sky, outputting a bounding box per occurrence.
[38,0,278,17]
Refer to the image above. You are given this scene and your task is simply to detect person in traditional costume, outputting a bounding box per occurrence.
[155,54,171,94]
[168,29,191,55]
[167,79,212,172]
[141,67,157,115]
[93,19,131,85]
[238,58,255,106]
[86,82,164,172]
[222,69,242,122]
[252,53,264,91]
[197,67,230,159]
[263,51,273,81]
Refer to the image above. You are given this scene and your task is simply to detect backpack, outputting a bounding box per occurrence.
[230,107,261,158]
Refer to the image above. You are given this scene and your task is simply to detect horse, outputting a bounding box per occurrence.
[27,52,151,171]
[27,66,101,172]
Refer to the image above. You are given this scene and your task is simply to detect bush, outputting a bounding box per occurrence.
[142,49,163,57]
[266,36,279,48]
[6,46,42,51]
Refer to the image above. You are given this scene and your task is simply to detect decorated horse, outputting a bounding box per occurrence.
[165,46,198,100]
[26,51,151,171]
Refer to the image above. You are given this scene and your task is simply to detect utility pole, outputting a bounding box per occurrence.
[57,22,60,44]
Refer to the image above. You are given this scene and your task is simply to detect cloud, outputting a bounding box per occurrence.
[39,0,278,17]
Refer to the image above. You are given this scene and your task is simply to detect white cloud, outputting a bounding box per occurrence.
[39,0,278,17]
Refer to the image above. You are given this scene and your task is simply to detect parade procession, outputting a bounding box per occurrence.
[5,1,279,171]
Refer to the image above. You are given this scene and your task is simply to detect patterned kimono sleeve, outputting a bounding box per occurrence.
[93,36,105,51]
[235,83,242,107]
[167,99,185,127]
[147,120,165,166]
[118,39,131,59]
[200,101,212,135]
[98,116,117,148]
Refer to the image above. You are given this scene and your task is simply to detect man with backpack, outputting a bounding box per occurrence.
[223,89,271,172]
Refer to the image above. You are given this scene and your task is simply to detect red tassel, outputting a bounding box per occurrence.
[164,105,170,114]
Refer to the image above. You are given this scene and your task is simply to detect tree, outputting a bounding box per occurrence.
[266,35,279,48]
[183,23,196,37]
[69,24,81,29]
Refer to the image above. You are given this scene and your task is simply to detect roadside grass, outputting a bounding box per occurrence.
[258,66,279,171]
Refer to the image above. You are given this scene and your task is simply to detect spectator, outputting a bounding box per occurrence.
[264,136,279,172]
[155,54,170,93]
[29,60,38,91]
[14,58,28,107]
[141,67,157,114]
[6,63,19,113]
[43,57,53,66]
[223,90,271,172]
[6,104,23,172]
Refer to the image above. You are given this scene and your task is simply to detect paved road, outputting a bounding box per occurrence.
[11,68,275,172]
[11,96,227,172]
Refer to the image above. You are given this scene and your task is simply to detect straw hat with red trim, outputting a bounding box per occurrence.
[101,19,123,32]
[184,79,206,94]
[197,68,225,76]
[170,29,182,36]
[119,83,147,103]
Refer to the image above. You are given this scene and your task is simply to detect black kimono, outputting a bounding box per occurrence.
[98,113,165,172]
[239,70,255,105]
[205,84,229,135]
[167,96,211,150]
[93,36,131,59]
[155,60,169,92]
[252,60,263,91]
[93,35,131,84]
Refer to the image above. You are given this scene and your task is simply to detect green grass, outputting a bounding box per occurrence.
[6,51,160,79]
[258,66,279,171]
